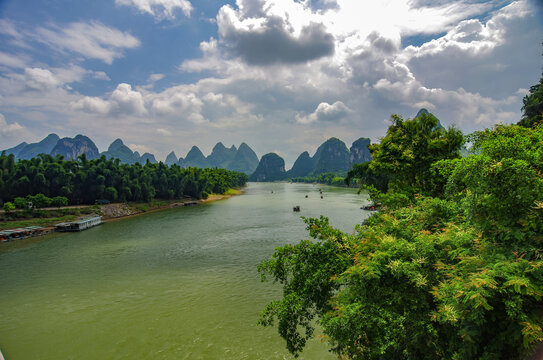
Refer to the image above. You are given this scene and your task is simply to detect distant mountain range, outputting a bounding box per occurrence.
[0,109,450,182]
[1,135,260,175]
[2,133,372,181]
[7,108,453,180]
[250,136,371,181]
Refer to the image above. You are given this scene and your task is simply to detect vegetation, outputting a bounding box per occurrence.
[290,172,346,186]
[0,153,247,206]
[519,74,543,128]
[258,106,543,358]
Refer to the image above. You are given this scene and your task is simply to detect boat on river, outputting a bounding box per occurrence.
[55,215,103,232]
[0,226,49,242]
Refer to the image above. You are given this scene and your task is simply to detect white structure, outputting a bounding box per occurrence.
[55,215,103,232]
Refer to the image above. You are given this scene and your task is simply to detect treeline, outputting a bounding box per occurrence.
[0,153,248,205]
[290,172,346,186]
[258,76,543,359]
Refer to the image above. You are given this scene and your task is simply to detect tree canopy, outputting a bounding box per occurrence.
[519,74,543,128]
[0,153,247,205]
[368,112,464,196]
[259,121,543,359]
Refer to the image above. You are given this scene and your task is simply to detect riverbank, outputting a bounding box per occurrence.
[0,188,244,237]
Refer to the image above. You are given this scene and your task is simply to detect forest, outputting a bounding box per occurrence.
[258,75,543,359]
[0,154,248,207]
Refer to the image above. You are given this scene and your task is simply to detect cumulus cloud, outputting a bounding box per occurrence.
[71,83,147,116]
[0,113,24,135]
[24,67,61,91]
[22,65,109,92]
[296,101,350,124]
[217,2,335,65]
[111,83,147,115]
[0,0,540,166]
[72,96,112,115]
[35,21,140,64]
[115,0,193,20]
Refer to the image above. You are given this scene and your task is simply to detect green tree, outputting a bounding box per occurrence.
[369,112,463,196]
[3,201,15,212]
[519,74,543,128]
[13,197,27,209]
[259,123,543,360]
[50,196,68,207]
[27,193,52,208]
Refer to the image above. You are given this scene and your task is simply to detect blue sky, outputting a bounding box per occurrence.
[0,0,542,166]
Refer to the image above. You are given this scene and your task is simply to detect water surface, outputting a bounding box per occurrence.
[0,182,371,359]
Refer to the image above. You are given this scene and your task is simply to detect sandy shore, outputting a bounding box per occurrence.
[102,190,241,223]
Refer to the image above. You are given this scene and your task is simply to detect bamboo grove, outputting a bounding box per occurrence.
[0,153,248,205]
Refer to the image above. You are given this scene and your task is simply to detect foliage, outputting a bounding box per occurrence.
[290,172,346,186]
[344,161,389,192]
[368,112,464,196]
[259,123,543,359]
[519,74,543,128]
[437,124,543,241]
[50,196,68,207]
[27,193,52,208]
[3,201,15,212]
[13,197,28,209]
[0,154,248,205]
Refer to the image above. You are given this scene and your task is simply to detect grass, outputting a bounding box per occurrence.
[0,214,78,230]
[224,188,242,195]
[0,207,98,230]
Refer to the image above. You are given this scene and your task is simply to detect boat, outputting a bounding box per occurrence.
[293,206,301,212]
[0,226,49,242]
[55,215,103,232]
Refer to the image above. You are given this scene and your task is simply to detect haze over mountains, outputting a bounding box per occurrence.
[2,135,261,175]
[3,110,452,180]
[2,133,371,178]
[250,137,371,181]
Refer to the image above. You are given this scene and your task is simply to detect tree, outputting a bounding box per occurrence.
[344,161,389,192]
[259,122,543,359]
[50,196,68,207]
[13,197,28,209]
[3,201,15,212]
[369,112,463,196]
[519,74,543,128]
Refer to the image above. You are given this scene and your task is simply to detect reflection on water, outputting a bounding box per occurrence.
[0,182,371,359]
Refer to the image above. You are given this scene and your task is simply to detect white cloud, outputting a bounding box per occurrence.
[24,67,61,90]
[128,143,154,154]
[0,51,27,69]
[71,83,147,116]
[0,0,540,166]
[296,101,350,124]
[35,21,140,64]
[148,73,165,82]
[111,83,147,115]
[156,127,171,136]
[0,113,24,135]
[115,0,193,20]
[72,96,112,115]
[93,71,110,81]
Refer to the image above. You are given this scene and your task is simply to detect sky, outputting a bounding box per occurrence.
[0,0,542,167]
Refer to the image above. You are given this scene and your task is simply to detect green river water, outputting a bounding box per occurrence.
[0,182,371,359]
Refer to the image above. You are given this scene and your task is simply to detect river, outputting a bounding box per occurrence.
[0,182,371,359]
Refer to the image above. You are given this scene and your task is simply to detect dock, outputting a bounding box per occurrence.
[0,226,49,242]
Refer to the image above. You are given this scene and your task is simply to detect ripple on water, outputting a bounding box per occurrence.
[0,183,367,359]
